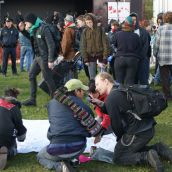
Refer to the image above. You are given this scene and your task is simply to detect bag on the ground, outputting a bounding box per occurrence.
[118,85,168,120]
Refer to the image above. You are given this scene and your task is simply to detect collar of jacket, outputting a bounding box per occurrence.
[29,17,43,36]
[64,22,75,29]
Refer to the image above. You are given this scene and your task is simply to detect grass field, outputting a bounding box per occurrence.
[1,67,172,172]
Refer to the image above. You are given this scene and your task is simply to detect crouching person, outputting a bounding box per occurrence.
[0,88,27,170]
[37,79,105,172]
[94,72,172,172]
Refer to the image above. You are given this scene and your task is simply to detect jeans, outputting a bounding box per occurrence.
[87,62,97,79]
[114,56,139,85]
[37,145,85,170]
[2,47,17,75]
[20,46,33,72]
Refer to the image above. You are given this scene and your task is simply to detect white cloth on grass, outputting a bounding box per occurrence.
[17,120,117,153]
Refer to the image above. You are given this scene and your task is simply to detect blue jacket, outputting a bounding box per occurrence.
[19,32,32,47]
[47,96,92,144]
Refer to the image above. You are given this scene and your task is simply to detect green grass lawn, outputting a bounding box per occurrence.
[1,67,172,172]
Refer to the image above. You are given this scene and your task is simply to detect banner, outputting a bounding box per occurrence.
[108,2,130,23]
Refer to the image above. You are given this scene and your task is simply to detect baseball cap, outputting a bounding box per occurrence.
[5,17,13,22]
[65,79,88,92]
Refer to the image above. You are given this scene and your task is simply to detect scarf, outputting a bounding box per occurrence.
[54,87,105,137]
[29,17,43,36]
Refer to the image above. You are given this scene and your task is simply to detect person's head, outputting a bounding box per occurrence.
[4,88,20,98]
[111,20,119,31]
[130,12,139,29]
[65,79,88,99]
[84,13,95,29]
[64,14,74,25]
[18,21,25,31]
[76,15,85,28]
[95,72,114,96]
[5,17,13,28]
[163,11,172,24]
[24,13,37,31]
[122,16,134,32]
[157,12,164,26]
[88,79,99,99]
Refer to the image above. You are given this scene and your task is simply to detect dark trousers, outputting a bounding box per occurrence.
[136,57,150,85]
[114,56,139,85]
[2,47,17,75]
[159,65,172,98]
[114,128,155,165]
[29,57,56,99]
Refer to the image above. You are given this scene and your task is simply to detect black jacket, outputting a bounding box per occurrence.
[33,23,56,62]
[0,97,26,148]
[104,88,156,141]
[113,31,141,59]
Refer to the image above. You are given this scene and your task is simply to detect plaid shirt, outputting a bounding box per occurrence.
[153,24,172,66]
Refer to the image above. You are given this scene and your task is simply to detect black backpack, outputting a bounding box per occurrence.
[118,85,168,120]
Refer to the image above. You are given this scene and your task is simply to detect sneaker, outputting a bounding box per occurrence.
[22,99,36,106]
[147,149,164,172]
[0,146,8,170]
[61,161,76,172]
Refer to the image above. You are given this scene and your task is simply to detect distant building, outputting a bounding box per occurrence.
[0,0,145,26]
[153,0,172,22]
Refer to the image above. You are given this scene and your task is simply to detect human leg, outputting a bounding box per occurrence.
[2,48,10,76]
[10,48,17,74]
[0,146,8,170]
[114,128,164,172]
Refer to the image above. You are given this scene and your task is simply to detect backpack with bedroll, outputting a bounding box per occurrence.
[118,85,168,120]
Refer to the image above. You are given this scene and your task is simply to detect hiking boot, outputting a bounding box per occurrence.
[61,161,76,172]
[22,99,36,106]
[155,142,172,162]
[0,146,8,170]
[147,149,164,172]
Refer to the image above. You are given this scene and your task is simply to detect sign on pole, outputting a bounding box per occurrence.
[108,2,130,23]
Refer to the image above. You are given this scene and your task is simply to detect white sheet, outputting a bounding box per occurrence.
[17,120,117,153]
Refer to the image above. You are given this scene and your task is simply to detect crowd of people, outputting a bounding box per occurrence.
[0,9,172,172]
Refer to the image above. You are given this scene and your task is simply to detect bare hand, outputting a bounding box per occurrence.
[94,135,102,144]
[48,62,54,69]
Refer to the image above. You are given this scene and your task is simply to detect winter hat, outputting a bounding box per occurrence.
[130,12,138,18]
[64,14,74,22]
[24,13,37,25]
[124,16,133,27]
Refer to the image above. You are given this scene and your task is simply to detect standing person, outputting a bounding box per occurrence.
[107,20,119,79]
[0,88,27,170]
[61,14,78,80]
[37,79,104,171]
[75,15,90,79]
[18,21,33,72]
[113,16,141,85]
[80,13,110,79]
[130,12,150,85]
[22,13,56,106]
[153,11,172,100]
[94,72,172,172]
[0,17,18,77]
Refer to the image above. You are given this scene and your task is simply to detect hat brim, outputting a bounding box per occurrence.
[81,85,89,91]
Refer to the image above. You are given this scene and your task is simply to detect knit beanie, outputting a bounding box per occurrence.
[124,16,133,27]
[24,13,37,25]
[64,14,74,22]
